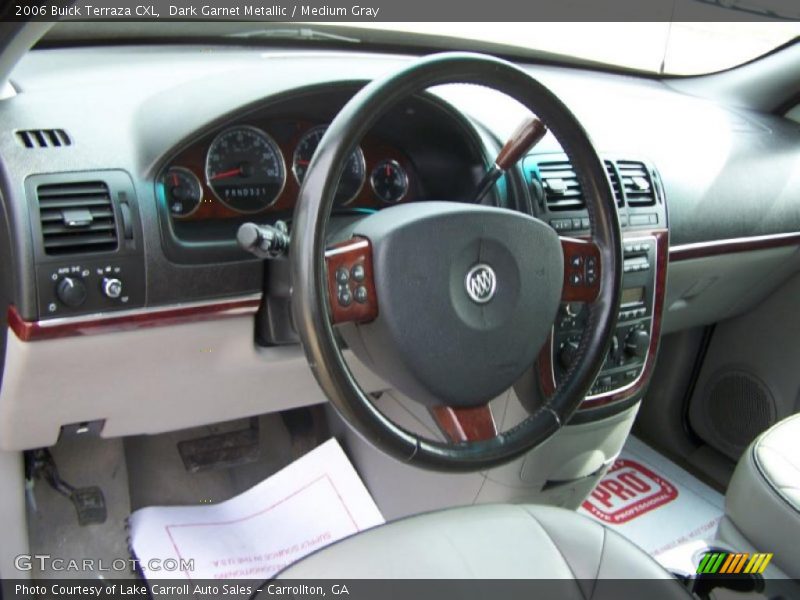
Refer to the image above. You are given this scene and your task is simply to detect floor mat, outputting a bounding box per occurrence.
[129,438,384,581]
[125,415,298,510]
[579,436,724,561]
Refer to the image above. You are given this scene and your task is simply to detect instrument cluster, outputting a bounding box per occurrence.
[160,120,416,221]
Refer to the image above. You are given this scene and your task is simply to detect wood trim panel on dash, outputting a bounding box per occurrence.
[7,295,261,342]
[539,229,669,410]
[431,405,498,443]
[669,231,800,261]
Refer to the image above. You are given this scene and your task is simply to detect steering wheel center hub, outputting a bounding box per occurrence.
[339,201,564,408]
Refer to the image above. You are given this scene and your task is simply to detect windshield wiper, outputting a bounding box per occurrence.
[226,27,360,44]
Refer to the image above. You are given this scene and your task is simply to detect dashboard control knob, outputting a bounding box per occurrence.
[625,329,650,358]
[606,334,620,365]
[562,302,581,317]
[558,339,580,370]
[102,277,123,299]
[56,277,87,308]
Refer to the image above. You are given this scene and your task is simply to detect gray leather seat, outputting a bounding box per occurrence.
[720,413,800,579]
[276,504,689,598]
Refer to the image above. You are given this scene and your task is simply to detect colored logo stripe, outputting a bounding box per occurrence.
[696,552,773,574]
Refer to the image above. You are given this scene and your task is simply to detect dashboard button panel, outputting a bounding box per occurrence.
[551,236,658,399]
[36,258,144,318]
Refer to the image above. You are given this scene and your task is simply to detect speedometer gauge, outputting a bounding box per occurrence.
[205,126,286,213]
[292,125,366,207]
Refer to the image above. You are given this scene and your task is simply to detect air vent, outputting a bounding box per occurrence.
[604,161,624,207]
[618,161,656,207]
[538,159,623,210]
[539,161,584,211]
[16,129,71,149]
[36,181,118,255]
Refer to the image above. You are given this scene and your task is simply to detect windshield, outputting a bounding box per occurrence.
[327,22,800,75]
[42,21,799,77]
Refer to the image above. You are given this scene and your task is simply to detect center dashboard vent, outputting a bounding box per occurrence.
[539,161,583,211]
[539,159,623,211]
[35,181,118,255]
[617,161,656,207]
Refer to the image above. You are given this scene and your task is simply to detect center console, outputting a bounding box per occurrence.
[555,236,657,396]
[523,153,669,417]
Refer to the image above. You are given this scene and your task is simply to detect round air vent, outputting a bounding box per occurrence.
[702,369,776,460]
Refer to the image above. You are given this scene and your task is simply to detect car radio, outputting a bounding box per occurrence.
[552,236,657,397]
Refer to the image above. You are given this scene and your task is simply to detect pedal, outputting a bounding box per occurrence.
[25,448,108,526]
[178,417,261,473]
[70,486,107,526]
[280,407,317,459]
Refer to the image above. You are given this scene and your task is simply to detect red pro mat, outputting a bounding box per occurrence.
[579,437,724,562]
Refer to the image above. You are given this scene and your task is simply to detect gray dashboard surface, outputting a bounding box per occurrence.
[1,44,799,313]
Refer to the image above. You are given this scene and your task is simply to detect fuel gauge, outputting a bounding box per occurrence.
[370,159,408,204]
[163,167,203,217]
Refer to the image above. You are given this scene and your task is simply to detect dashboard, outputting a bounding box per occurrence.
[1,45,800,449]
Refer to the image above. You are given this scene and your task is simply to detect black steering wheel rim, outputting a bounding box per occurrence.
[290,52,622,472]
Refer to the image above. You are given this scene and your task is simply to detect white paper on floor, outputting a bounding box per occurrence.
[579,436,724,560]
[129,438,384,581]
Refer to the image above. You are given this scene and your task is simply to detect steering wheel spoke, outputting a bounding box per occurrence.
[560,237,601,303]
[431,405,498,443]
[325,237,378,324]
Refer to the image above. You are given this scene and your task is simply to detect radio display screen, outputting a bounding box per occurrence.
[621,287,645,306]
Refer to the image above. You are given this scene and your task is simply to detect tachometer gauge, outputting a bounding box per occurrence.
[205,126,286,213]
[162,167,203,217]
[293,125,366,207]
[370,159,408,204]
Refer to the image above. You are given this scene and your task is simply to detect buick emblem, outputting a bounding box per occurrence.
[465,264,497,304]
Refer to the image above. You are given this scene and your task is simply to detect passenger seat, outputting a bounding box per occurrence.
[718,413,800,579]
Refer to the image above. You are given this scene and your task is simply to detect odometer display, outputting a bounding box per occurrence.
[205,126,286,213]
[293,125,366,207]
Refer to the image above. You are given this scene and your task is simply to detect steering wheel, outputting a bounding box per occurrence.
[290,52,622,472]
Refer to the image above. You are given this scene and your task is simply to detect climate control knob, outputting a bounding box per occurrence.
[558,339,580,370]
[625,329,650,359]
[56,277,87,308]
[102,277,123,299]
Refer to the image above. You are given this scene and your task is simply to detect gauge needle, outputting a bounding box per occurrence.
[211,167,243,181]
